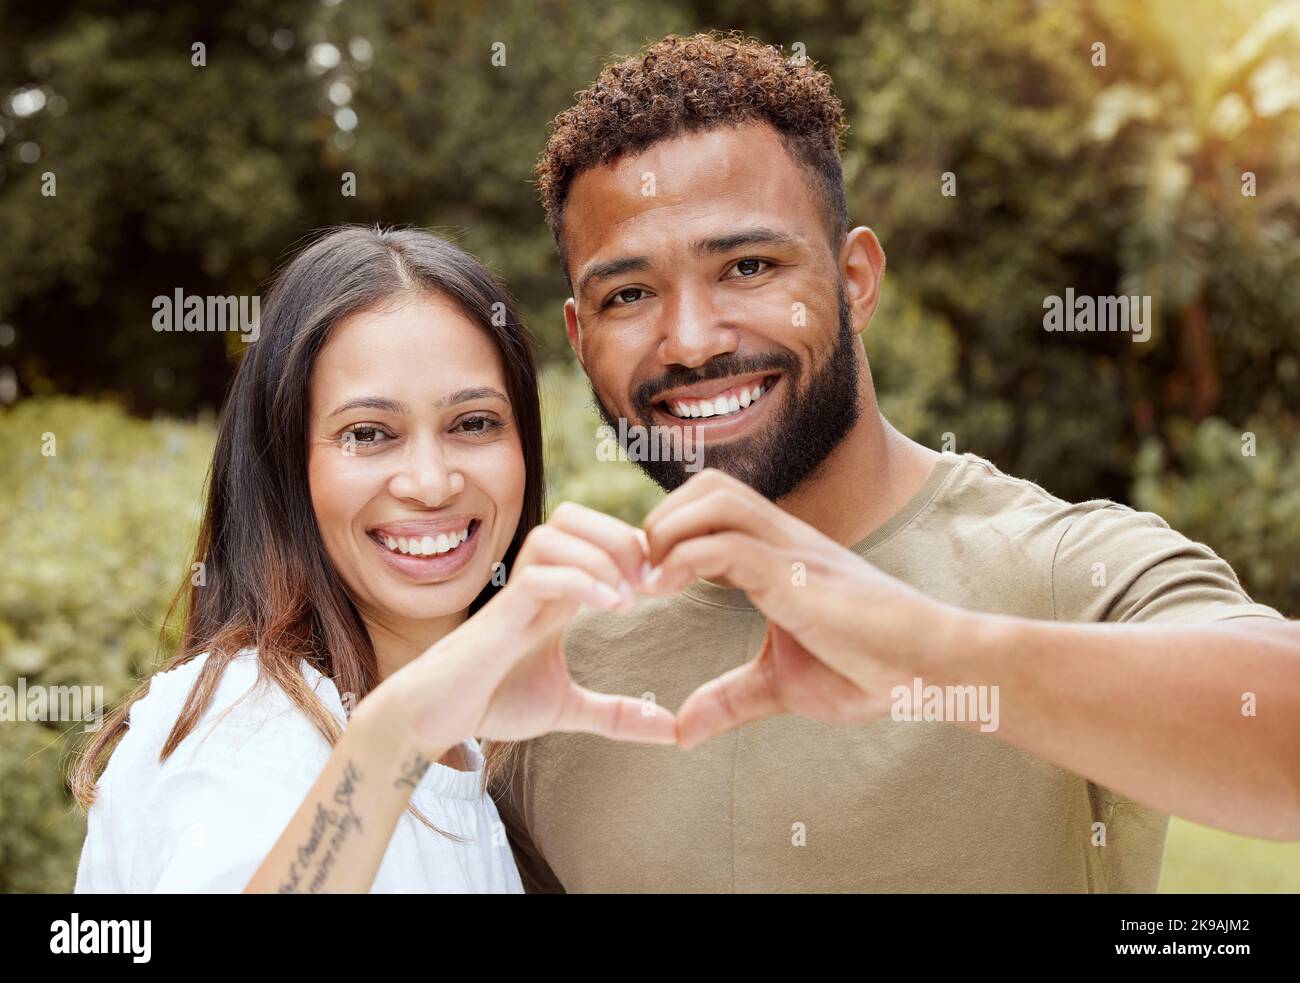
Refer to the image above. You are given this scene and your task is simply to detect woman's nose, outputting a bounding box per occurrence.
[387,438,465,506]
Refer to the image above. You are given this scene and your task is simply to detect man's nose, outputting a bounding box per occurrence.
[657,284,738,369]
[388,436,465,507]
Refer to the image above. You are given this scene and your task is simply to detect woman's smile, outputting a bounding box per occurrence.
[366,516,484,582]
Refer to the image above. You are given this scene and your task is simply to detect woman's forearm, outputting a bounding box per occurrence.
[244,689,448,894]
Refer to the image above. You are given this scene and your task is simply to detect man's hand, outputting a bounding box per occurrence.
[641,468,968,748]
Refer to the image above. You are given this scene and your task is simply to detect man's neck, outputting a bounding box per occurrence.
[777,393,941,548]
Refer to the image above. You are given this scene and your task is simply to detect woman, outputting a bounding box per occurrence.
[70,225,675,893]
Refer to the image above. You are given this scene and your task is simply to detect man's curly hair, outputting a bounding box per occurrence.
[536,32,850,265]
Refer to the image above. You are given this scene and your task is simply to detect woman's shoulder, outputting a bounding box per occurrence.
[115,648,346,778]
[112,648,487,796]
[79,650,347,892]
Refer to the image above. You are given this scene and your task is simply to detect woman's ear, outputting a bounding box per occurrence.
[839,227,886,335]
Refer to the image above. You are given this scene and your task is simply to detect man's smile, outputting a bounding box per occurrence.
[648,372,784,440]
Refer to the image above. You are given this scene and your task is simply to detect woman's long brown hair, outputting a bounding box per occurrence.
[69,226,545,838]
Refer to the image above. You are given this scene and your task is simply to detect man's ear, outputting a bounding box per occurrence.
[839,227,886,335]
[564,297,585,368]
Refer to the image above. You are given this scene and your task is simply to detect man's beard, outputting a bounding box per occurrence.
[592,288,861,502]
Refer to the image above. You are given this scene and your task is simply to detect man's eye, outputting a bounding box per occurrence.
[608,287,646,307]
[731,258,768,277]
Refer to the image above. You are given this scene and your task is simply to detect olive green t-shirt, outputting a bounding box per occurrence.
[489,452,1284,892]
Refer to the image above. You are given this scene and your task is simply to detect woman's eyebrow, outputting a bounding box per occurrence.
[328,389,507,417]
[328,396,407,418]
[435,387,508,407]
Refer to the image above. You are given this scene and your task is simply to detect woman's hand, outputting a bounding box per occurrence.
[382,502,676,753]
[250,504,671,894]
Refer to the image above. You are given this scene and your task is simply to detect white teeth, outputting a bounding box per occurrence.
[667,381,769,419]
[378,525,472,557]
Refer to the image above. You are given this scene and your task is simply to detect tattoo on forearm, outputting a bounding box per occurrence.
[394,751,432,790]
[277,760,365,893]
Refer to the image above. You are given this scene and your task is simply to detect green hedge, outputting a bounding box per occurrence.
[0,397,214,892]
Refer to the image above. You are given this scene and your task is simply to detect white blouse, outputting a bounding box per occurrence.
[74,648,523,893]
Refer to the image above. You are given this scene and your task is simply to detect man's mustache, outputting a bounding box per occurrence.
[632,351,799,415]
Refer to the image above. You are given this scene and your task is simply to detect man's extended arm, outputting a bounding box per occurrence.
[642,469,1300,841]
[933,613,1300,839]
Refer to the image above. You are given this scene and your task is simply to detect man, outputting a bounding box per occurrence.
[490,32,1300,891]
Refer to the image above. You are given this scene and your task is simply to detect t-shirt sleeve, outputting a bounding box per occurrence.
[1050,502,1286,625]
[489,754,566,894]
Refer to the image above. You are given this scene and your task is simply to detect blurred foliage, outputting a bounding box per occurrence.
[835,0,1300,503]
[2,0,1297,481]
[541,362,666,525]
[0,397,214,892]
[1133,415,1300,613]
[1161,817,1300,891]
[1,0,1298,889]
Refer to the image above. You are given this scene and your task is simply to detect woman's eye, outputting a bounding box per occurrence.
[341,424,389,448]
[457,415,501,435]
[608,287,646,307]
[731,258,768,277]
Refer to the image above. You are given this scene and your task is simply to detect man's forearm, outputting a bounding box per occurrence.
[928,612,1300,840]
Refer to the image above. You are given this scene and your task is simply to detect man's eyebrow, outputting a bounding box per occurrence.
[694,227,798,256]
[327,388,505,417]
[576,228,799,299]
[577,256,650,299]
